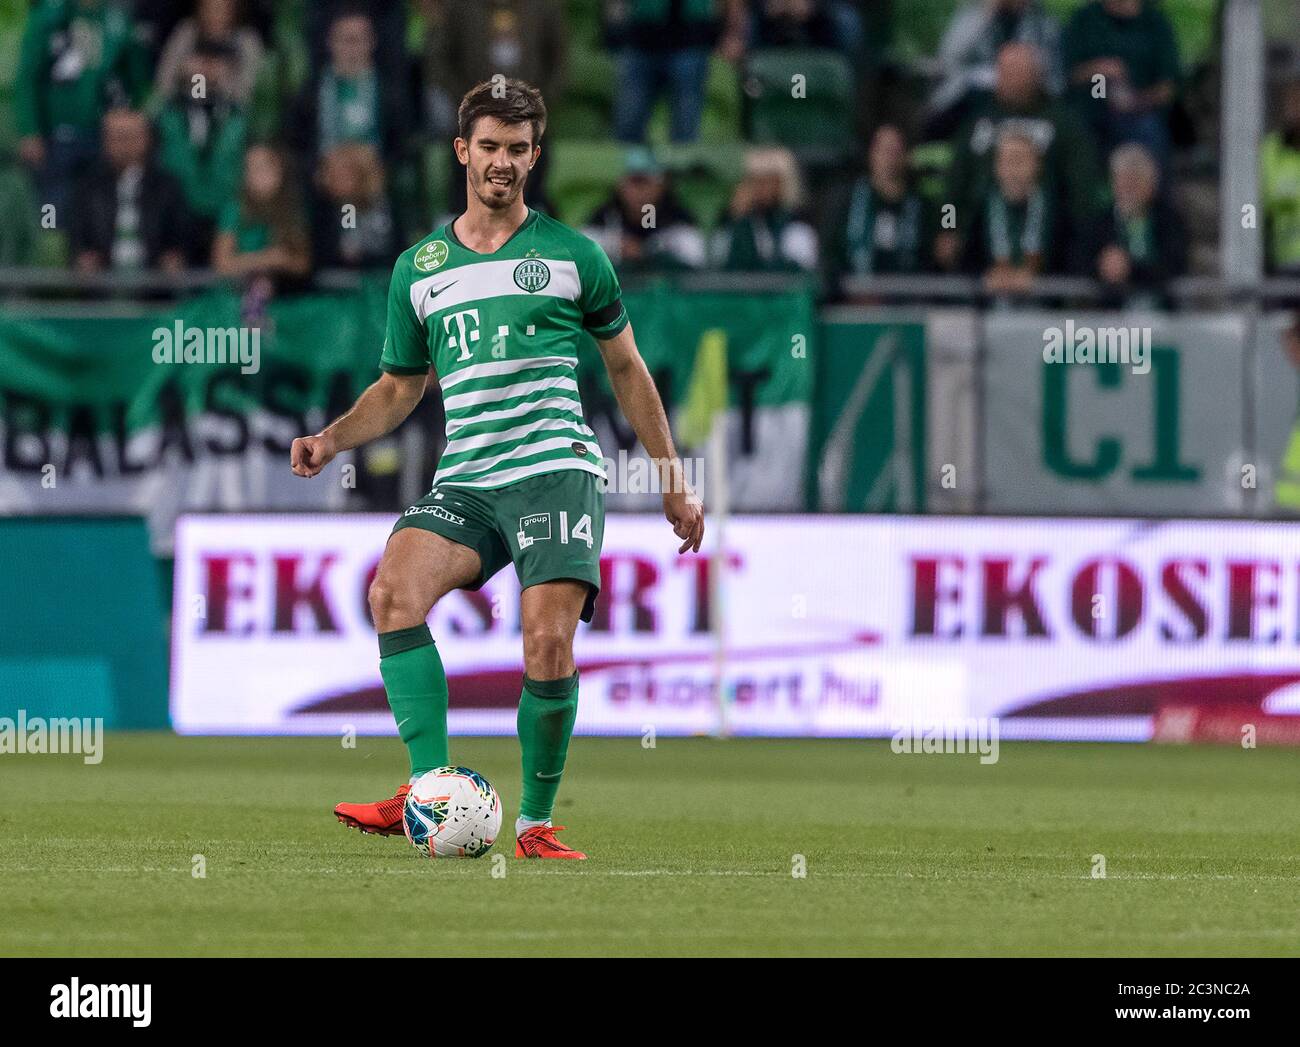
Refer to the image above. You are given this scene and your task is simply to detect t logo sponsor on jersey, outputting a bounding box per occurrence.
[443,308,481,361]
[516,512,551,549]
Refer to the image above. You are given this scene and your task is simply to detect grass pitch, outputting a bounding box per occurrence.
[1,735,1297,957]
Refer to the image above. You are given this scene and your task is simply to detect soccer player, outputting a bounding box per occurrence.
[290,79,704,859]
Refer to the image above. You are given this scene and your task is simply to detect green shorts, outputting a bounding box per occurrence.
[391,468,606,622]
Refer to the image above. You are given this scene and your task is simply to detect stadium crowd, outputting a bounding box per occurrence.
[0,0,1273,303]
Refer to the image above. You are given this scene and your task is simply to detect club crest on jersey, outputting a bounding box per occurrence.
[414,240,449,272]
[516,512,552,549]
[513,258,550,293]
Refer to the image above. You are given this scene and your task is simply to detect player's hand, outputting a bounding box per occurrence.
[663,472,704,554]
[290,432,337,478]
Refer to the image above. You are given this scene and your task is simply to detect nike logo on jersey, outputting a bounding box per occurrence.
[428,280,458,299]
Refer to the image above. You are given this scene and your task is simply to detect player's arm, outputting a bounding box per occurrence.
[596,323,704,553]
[290,371,427,478]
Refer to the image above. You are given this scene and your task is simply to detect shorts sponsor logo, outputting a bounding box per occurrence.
[414,240,449,272]
[513,258,550,293]
[517,512,551,548]
[404,504,466,525]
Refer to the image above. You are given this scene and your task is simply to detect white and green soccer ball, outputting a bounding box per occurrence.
[403,766,502,859]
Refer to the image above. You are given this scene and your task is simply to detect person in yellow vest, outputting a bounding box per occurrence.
[1261,79,1300,273]
[1274,315,1300,511]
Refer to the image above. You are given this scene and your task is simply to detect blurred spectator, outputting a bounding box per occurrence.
[1091,143,1185,302]
[157,38,249,262]
[288,9,411,166]
[153,0,265,108]
[426,0,565,215]
[70,108,190,274]
[1261,78,1300,275]
[583,148,707,270]
[605,0,745,143]
[312,143,398,270]
[213,143,311,284]
[426,0,567,122]
[751,0,838,48]
[938,42,1101,270]
[712,146,818,271]
[959,130,1065,294]
[0,165,39,266]
[15,0,150,216]
[306,0,409,86]
[827,124,928,292]
[930,0,1063,134]
[1062,0,1179,169]
[133,0,273,64]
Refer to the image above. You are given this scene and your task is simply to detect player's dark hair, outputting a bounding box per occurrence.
[457,79,547,147]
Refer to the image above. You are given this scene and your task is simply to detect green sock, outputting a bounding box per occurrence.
[517,671,579,821]
[378,624,449,778]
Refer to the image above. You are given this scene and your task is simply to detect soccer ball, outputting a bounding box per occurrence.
[403,766,502,859]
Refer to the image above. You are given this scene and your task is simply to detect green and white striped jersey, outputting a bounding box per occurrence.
[380,209,628,489]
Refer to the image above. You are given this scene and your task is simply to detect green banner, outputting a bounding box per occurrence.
[809,319,927,512]
[578,285,816,510]
[0,282,821,542]
[0,282,389,548]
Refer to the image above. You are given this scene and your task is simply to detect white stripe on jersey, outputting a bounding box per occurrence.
[410,258,580,323]
[443,394,585,438]
[439,354,578,391]
[437,457,608,489]
[436,435,602,479]
[442,375,579,415]
[443,416,596,457]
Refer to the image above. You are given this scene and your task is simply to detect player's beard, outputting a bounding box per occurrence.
[469,163,528,211]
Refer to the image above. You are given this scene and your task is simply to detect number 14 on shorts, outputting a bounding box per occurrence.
[516,511,594,550]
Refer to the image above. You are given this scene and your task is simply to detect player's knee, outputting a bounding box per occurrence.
[522,624,573,678]
[368,577,428,632]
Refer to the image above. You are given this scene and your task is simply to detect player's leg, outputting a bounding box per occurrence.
[334,527,483,836]
[494,469,605,858]
[515,579,589,859]
[370,528,481,779]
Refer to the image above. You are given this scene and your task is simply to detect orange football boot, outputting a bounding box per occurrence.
[334,783,410,836]
[515,824,587,859]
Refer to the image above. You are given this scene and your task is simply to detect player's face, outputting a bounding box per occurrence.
[458,118,538,210]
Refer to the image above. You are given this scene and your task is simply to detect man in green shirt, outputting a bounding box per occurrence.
[291,79,704,859]
[941,42,1102,266]
[1062,0,1180,168]
[15,0,149,215]
[155,39,248,260]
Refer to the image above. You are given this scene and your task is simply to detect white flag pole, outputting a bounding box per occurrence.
[708,412,730,738]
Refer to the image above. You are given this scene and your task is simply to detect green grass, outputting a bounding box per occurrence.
[1,736,1297,957]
